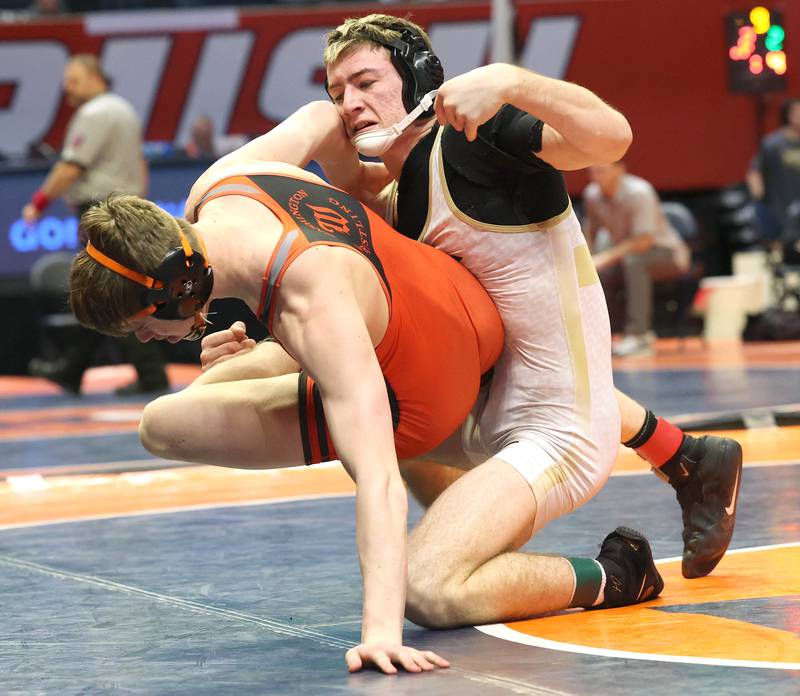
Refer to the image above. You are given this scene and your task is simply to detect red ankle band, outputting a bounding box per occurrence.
[634,417,683,467]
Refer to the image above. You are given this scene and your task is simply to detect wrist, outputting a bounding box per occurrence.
[502,64,529,105]
[361,628,402,645]
[30,190,51,213]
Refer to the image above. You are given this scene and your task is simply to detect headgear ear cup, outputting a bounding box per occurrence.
[386,29,444,117]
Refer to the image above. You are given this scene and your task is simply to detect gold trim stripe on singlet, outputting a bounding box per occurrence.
[552,231,592,433]
[432,128,574,234]
[574,245,600,288]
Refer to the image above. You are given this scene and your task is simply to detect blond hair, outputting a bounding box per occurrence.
[323,14,433,67]
[70,194,198,336]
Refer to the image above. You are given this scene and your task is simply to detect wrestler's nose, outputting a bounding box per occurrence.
[341,86,364,116]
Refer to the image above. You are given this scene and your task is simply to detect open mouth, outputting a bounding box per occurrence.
[353,121,377,134]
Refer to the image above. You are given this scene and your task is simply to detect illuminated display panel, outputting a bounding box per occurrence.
[727,7,787,92]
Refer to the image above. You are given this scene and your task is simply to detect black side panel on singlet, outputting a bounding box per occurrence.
[395,107,570,238]
[395,126,437,240]
[440,105,570,226]
[249,174,391,295]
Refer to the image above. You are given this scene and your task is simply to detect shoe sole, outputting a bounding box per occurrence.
[682,438,743,579]
[613,526,665,603]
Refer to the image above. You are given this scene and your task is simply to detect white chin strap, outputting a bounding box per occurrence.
[350,90,438,157]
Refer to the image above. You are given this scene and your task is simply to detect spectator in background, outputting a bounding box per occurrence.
[182,115,218,159]
[29,0,62,16]
[747,96,800,262]
[23,53,169,396]
[582,160,690,357]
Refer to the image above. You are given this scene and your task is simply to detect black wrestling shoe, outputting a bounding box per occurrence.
[668,436,743,579]
[594,527,663,609]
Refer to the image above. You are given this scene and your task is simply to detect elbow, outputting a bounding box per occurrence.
[607,117,633,162]
[362,472,408,517]
[389,476,409,516]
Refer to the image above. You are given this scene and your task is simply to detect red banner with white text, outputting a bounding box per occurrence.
[1,1,798,192]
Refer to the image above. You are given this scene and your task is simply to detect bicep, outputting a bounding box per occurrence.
[274,257,395,475]
[538,125,597,171]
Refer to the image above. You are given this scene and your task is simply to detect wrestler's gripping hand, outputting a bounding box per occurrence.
[345,642,449,675]
[199,321,257,371]
[434,64,515,142]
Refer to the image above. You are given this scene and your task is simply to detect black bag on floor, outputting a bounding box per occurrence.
[743,308,800,341]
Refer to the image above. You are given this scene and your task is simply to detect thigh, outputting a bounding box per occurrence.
[407,458,537,581]
[141,373,305,469]
[398,458,466,509]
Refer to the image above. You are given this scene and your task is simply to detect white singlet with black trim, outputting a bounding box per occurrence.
[409,128,620,535]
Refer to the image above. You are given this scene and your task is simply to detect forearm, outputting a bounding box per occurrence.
[39,161,83,201]
[218,101,352,172]
[746,169,764,200]
[593,235,652,271]
[593,239,633,271]
[356,475,409,643]
[503,65,631,166]
[191,339,299,387]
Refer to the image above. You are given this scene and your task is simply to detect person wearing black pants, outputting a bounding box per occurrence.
[23,54,169,395]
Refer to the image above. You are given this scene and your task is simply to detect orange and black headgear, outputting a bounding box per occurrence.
[85,227,214,341]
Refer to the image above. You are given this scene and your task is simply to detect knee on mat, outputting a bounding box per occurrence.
[139,394,185,460]
[405,570,462,629]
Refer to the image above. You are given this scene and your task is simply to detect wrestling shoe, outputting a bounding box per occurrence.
[665,435,743,579]
[594,527,663,609]
[612,332,655,357]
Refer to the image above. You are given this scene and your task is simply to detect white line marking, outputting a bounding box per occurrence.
[476,623,800,670]
[477,541,800,670]
[0,554,352,650]
[452,668,575,696]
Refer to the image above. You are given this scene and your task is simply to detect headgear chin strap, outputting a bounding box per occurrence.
[85,227,214,341]
[350,89,437,156]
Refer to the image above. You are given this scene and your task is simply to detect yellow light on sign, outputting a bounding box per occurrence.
[765,50,787,75]
[750,6,771,34]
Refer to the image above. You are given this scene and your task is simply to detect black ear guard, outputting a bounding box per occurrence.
[379,28,444,117]
[143,246,214,320]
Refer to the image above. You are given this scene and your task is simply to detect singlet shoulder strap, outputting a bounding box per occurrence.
[192,174,296,233]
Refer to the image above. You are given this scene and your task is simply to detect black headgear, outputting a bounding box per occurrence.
[373,27,444,118]
[85,229,214,341]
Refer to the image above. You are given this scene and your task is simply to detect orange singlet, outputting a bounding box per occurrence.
[193,169,503,464]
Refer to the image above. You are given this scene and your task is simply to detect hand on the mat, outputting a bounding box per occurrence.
[199,321,257,371]
[345,642,449,674]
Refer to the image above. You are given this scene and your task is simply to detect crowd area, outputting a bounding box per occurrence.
[1,0,418,15]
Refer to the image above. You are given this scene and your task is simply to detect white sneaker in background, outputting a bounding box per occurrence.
[612,332,655,357]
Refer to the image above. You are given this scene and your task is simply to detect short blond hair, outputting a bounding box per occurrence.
[70,195,198,336]
[323,13,433,67]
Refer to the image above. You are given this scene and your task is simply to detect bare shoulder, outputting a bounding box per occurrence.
[184,160,327,221]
